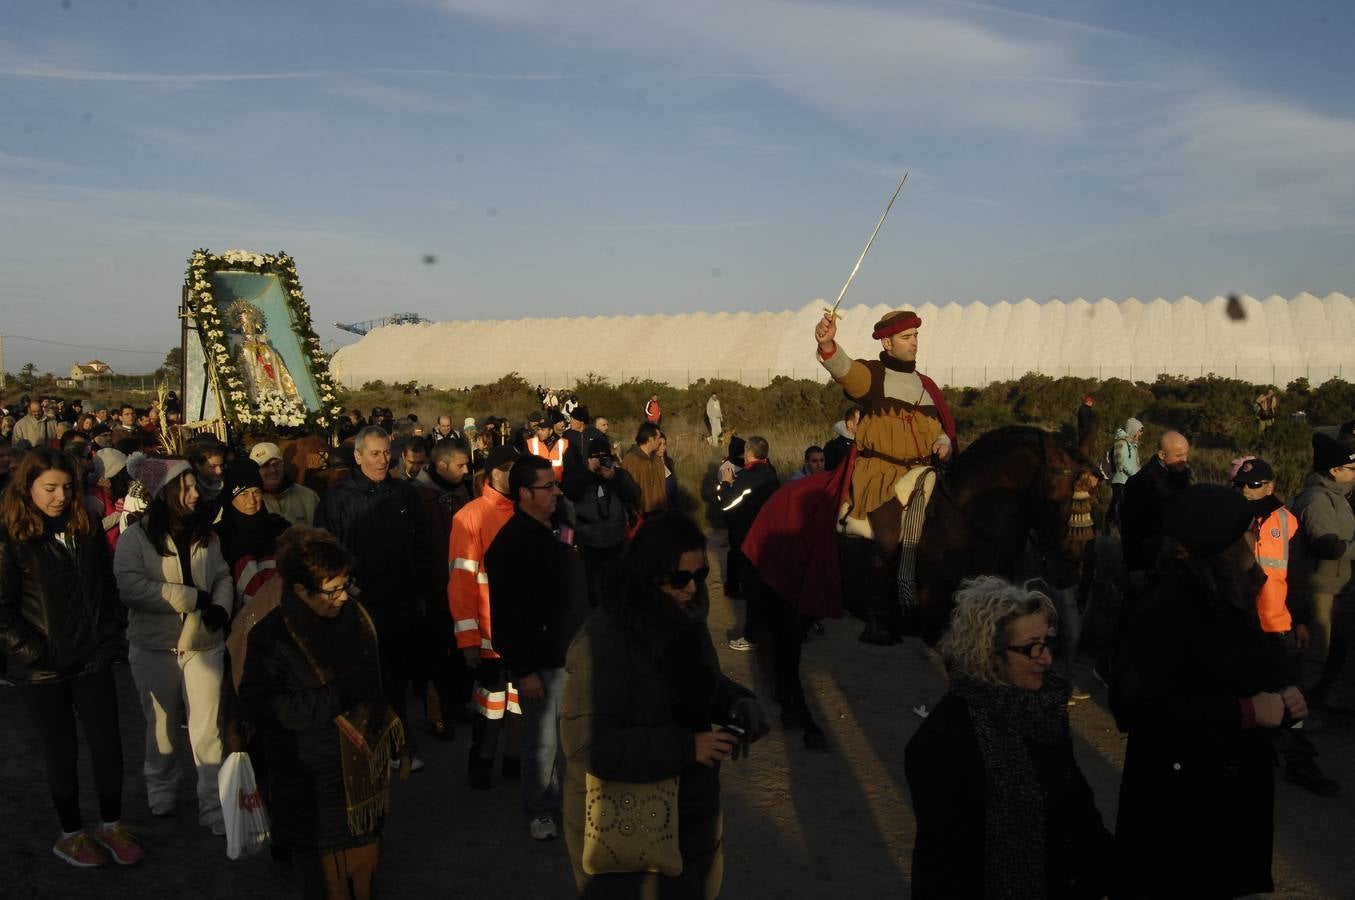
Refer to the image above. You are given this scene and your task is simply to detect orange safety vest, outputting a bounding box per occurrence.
[527,435,569,480]
[1253,506,1297,634]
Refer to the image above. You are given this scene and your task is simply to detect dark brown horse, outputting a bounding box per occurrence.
[913,425,1097,644]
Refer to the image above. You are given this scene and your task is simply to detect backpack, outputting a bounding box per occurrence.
[1102,438,1126,477]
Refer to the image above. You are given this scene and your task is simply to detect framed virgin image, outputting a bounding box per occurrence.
[181,249,342,433]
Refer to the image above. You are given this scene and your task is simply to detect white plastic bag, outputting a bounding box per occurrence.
[218,751,271,860]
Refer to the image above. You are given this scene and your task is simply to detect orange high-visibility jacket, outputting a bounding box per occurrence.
[448,483,516,657]
[1254,505,1298,634]
[527,435,569,481]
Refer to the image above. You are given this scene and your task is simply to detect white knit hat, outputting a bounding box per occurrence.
[93,448,128,481]
[125,452,192,500]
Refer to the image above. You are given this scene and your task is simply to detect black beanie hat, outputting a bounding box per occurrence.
[223,457,264,499]
[1164,484,1254,557]
[1313,431,1355,473]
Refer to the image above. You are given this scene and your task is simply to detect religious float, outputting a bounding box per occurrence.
[179,248,342,482]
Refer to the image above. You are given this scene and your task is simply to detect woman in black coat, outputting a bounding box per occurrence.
[0,448,142,868]
[1112,485,1304,899]
[905,575,1122,900]
[239,528,408,900]
[561,511,769,899]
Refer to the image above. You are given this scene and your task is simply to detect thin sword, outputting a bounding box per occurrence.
[828,171,908,319]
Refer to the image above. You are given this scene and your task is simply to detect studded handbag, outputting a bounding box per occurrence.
[581,773,682,876]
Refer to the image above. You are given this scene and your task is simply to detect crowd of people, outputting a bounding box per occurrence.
[2,308,1354,898]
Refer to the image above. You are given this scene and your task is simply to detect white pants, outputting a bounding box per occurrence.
[128,643,225,823]
[709,419,722,444]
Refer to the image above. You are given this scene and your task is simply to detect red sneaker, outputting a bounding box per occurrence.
[92,823,145,866]
[52,832,110,868]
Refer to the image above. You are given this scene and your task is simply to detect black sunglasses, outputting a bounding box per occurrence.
[660,566,710,590]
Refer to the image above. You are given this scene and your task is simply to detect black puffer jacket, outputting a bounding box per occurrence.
[0,524,121,685]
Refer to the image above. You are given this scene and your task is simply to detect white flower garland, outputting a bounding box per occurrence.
[185,248,343,430]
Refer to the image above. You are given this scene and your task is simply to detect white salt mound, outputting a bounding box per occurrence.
[330,294,1355,389]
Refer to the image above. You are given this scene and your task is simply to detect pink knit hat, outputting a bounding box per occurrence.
[126,452,192,500]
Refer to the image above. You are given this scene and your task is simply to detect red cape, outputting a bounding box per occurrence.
[742,447,854,618]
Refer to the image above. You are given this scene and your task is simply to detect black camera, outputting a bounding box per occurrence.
[593,454,615,468]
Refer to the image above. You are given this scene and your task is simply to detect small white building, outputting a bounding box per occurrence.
[70,359,113,381]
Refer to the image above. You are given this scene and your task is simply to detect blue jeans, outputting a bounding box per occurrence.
[519,666,565,818]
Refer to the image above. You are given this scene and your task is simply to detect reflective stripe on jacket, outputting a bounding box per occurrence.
[1254,506,1297,633]
[447,483,515,656]
[527,436,569,480]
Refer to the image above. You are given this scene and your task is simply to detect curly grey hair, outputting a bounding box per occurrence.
[939,575,1058,685]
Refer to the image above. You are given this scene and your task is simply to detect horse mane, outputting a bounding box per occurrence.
[950,424,1050,476]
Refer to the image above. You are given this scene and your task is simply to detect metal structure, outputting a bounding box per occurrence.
[333,312,429,336]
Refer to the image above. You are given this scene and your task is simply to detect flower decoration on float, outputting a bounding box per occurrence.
[183,248,341,430]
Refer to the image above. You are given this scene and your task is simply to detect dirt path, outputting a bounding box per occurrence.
[2,532,1352,899]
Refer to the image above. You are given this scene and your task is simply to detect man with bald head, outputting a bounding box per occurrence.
[1120,430,1193,579]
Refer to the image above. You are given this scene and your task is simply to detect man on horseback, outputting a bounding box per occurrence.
[815,309,957,644]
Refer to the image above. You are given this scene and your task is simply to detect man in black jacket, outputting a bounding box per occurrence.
[315,425,433,769]
[1102,430,1192,685]
[716,435,780,648]
[484,456,590,841]
[1120,430,1192,579]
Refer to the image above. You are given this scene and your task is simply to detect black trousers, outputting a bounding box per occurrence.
[417,603,473,729]
[17,666,124,832]
[373,615,418,754]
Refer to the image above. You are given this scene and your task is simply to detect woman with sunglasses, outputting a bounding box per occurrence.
[905,575,1122,899]
[240,527,406,899]
[561,511,769,899]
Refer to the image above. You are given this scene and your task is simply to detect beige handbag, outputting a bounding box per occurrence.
[581,773,682,876]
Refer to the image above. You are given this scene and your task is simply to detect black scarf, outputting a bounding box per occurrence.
[948,671,1072,900]
[878,352,917,373]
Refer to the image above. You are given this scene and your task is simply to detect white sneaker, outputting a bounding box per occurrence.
[389,757,426,773]
[529,816,559,841]
[728,637,756,652]
[149,800,175,818]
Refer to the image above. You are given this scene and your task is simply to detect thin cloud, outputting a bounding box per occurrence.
[0,64,579,85]
[0,65,338,83]
[425,0,1122,135]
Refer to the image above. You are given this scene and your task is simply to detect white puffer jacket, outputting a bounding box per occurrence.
[113,522,233,652]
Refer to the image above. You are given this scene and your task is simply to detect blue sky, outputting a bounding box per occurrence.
[2,0,1353,374]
